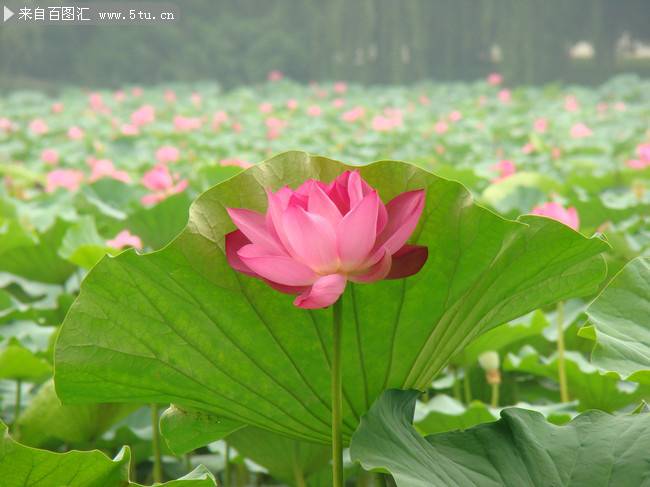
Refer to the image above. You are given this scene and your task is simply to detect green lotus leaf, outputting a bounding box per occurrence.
[0,421,216,486]
[0,338,51,382]
[503,346,650,412]
[579,257,650,384]
[16,380,136,448]
[227,427,331,487]
[55,152,608,445]
[350,389,650,487]
[160,405,244,455]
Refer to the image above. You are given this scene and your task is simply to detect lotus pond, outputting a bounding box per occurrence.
[0,74,649,486]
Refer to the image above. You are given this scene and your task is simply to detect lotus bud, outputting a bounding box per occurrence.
[478,351,501,386]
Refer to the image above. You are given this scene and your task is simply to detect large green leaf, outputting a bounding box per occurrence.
[55,152,608,444]
[350,389,650,487]
[579,257,650,384]
[16,380,136,448]
[0,421,216,486]
[227,427,331,486]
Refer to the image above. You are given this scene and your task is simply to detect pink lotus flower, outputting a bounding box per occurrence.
[267,70,284,82]
[141,164,188,205]
[68,126,85,140]
[114,90,126,102]
[487,73,503,86]
[627,159,649,170]
[521,143,535,154]
[570,123,592,139]
[46,169,84,193]
[448,111,462,122]
[614,102,626,111]
[120,123,139,136]
[533,118,548,133]
[156,145,180,164]
[164,90,177,103]
[89,93,105,111]
[89,159,130,183]
[212,111,229,129]
[221,158,253,169]
[131,105,155,126]
[597,102,608,114]
[107,230,143,250]
[564,95,580,112]
[41,148,59,165]
[434,121,449,134]
[341,107,365,123]
[51,103,64,113]
[332,98,345,108]
[259,102,273,114]
[498,89,511,104]
[419,95,431,105]
[29,119,48,135]
[225,171,428,309]
[132,87,143,97]
[286,99,298,111]
[174,116,202,132]
[491,160,516,182]
[333,81,348,94]
[637,143,650,161]
[0,118,14,132]
[191,92,202,107]
[531,202,579,231]
[307,105,322,117]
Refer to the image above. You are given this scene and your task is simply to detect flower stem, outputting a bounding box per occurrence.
[13,379,21,433]
[556,301,570,402]
[490,382,499,408]
[151,403,163,483]
[463,368,472,404]
[224,442,231,487]
[331,297,344,487]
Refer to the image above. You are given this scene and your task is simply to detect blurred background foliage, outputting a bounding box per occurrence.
[1,0,649,91]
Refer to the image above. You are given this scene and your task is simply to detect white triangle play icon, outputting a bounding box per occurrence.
[3,6,14,22]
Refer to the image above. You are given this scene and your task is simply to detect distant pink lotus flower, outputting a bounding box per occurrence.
[114,90,126,102]
[419,95,431,105]
[372,108,403,132]
[46,169,84,193]
[533,118,548,133]
[225,170,428,308]
[174,116,202,132]
[0,118,14,132]
[332,98,345,108]
[614,102,626,111]
[89,159,130,183]
[307,105,322,117]
[570,123,592,138]
[267,70,284,82]
[191,92,202,107]
[448,111,462,122]
[141,164,188,205]
[531,202,579,231]
[333,81,348,94]
[131,105,155,126]
[551,147,562,160]
[164,90,177,103]
[564,95,580,112]
[265,117,287,140]
[259,102,273,114]
[132,87,143,97]
[434,121,449,134]
[627,143,650,170]
[107,230,143,250]
[221,158,253,169]
[341,106,365,123]
[51,103,64,113]
[156,145,180,164]
[29,119,48,135]
[522,143,535,154]
[120,123,139,136]
[232,121,243,133]
[89,93,105,111]
[213,111,229,126]
[286,99,298,111]
[41,148,59,165]
[491,160,516,182]
[597,102,608,114]
[68,126,85,140]
[498,89,511,104]
[487,73,503,86]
